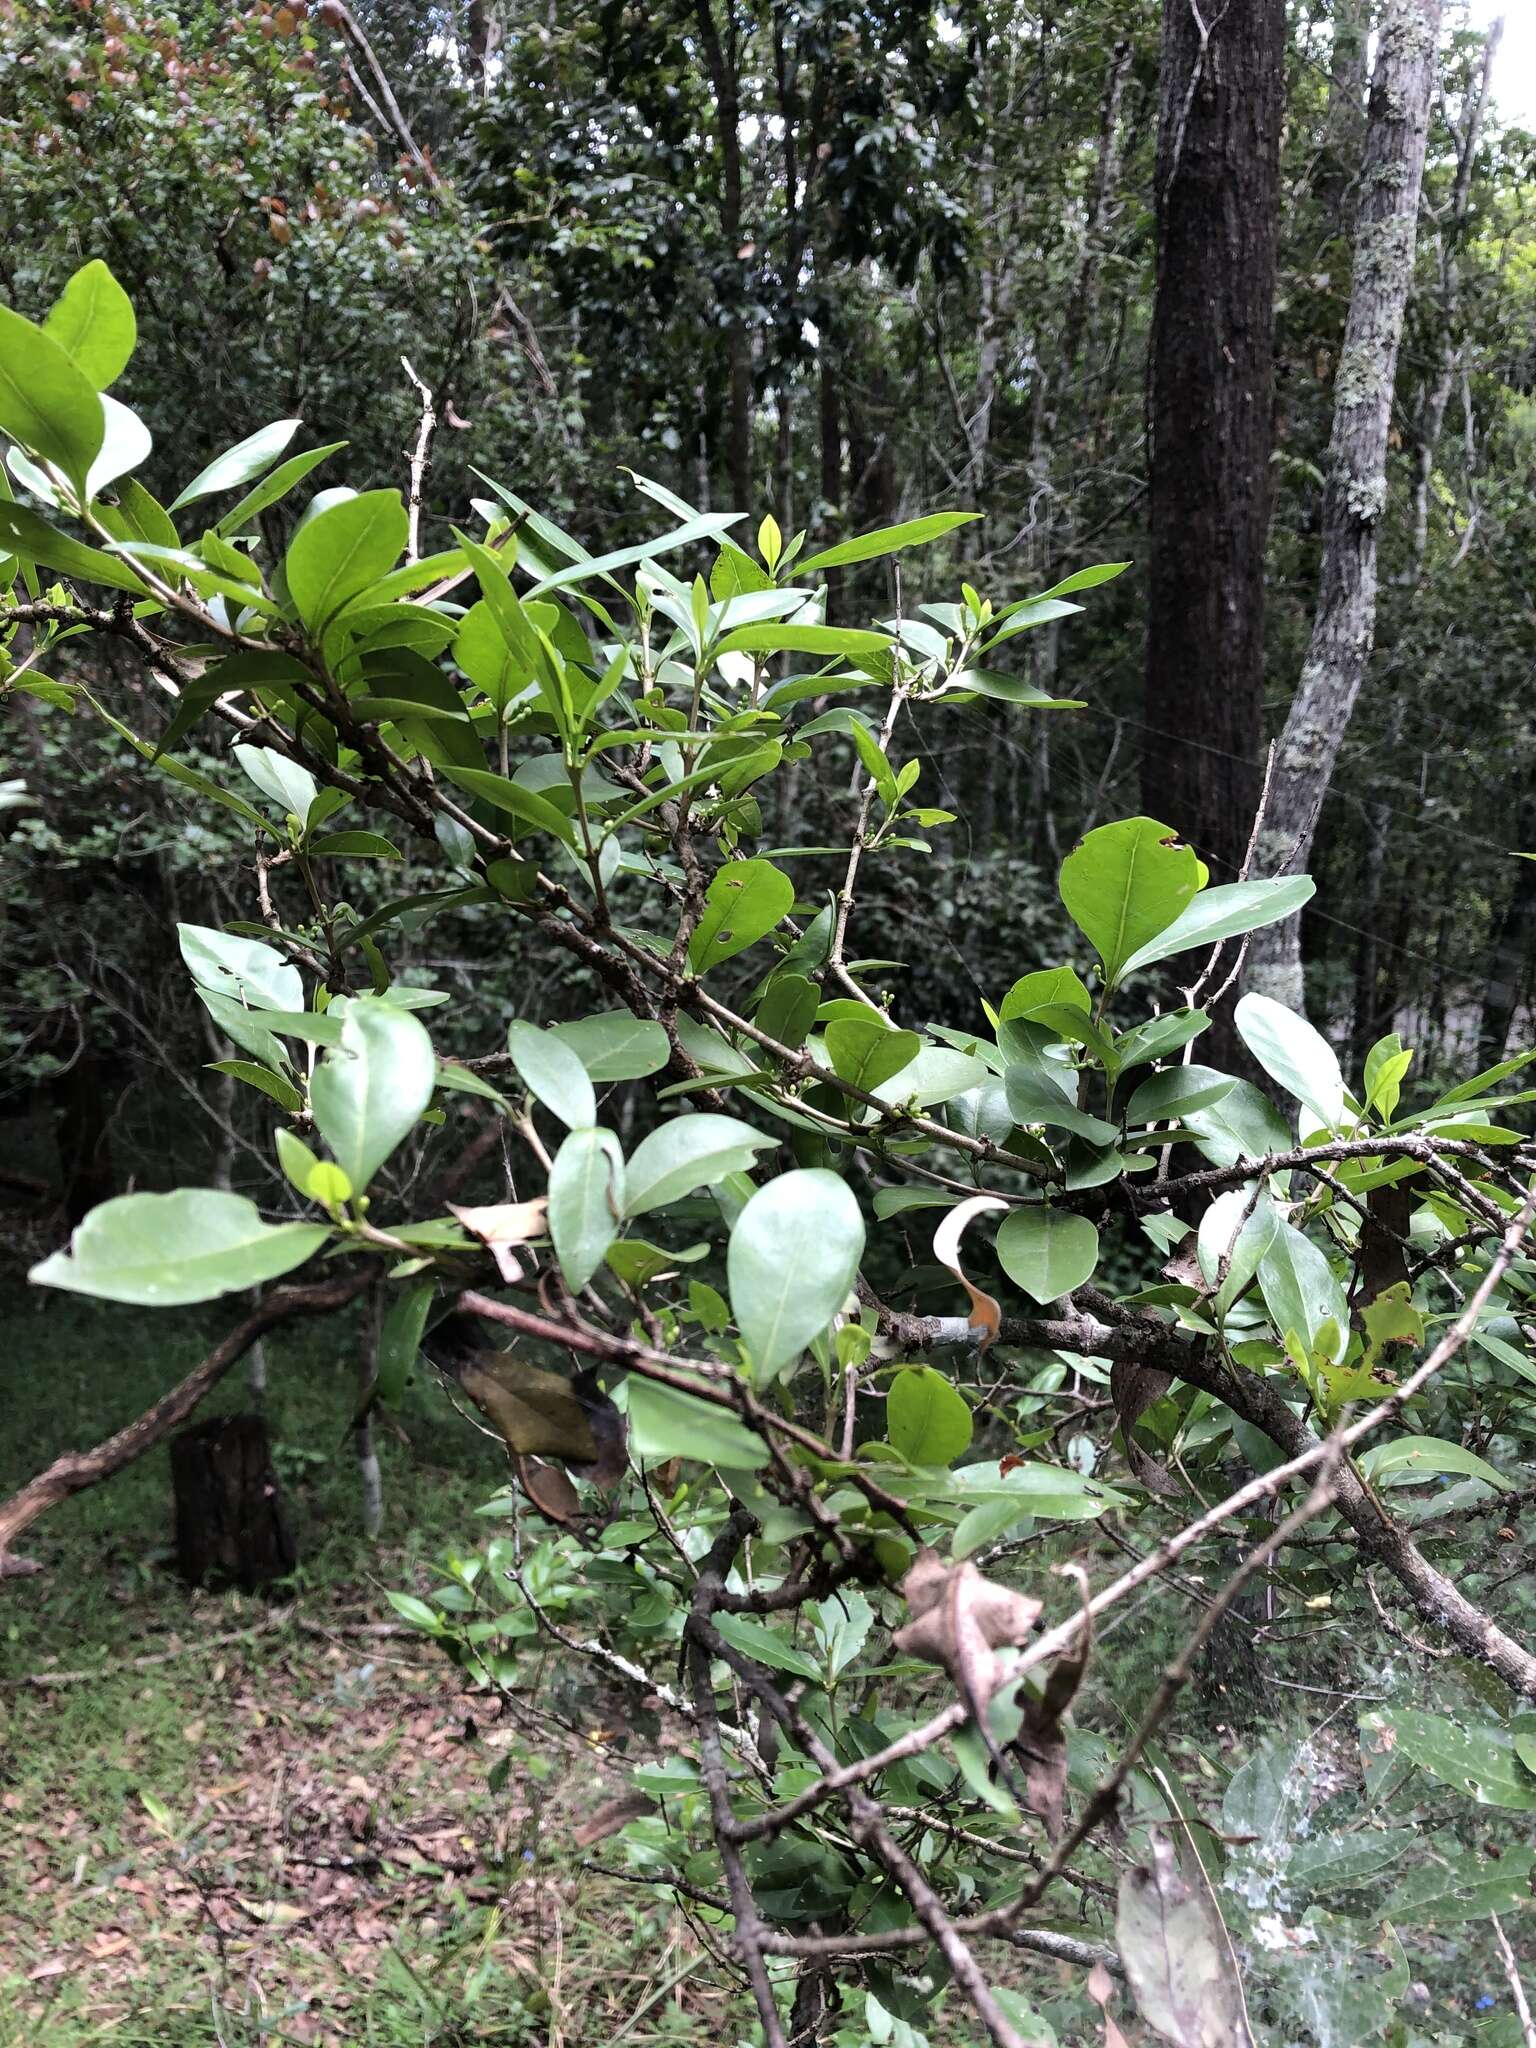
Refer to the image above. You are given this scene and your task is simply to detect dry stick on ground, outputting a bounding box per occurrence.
[0,1268,373,1562]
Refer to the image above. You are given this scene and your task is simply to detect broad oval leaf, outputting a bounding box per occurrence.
[727,1168,865,1379]
[507,1019,597,1131]
[624,1374,767,1471]
[1120,875,1316,979]
[1372,1709,1536,1811]
[625,1114,776,1217]
[1234,992,1346,1133]
[0,303,105,498]
[285,488,407,631]
[688,859,795,972]
[1059,817,1201,988]
[1358,1437,1510,1491]
[310,998,436,1195]
[548,1126,625,1288]
[996,1206,1100,1304]
[29,1190,329,1305]
[550,1010,671,1082]
[1124,1064,1236,1126]
[887,1367,973,1467]
[1256,1217,1349,1359]
[825,1016,920,1093]
[178,922,302,1012]
[43,260,136,389]
[233,744,319,828]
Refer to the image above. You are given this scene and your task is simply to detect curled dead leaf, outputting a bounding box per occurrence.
[1116,1831,1253,2047]
[571,1791,660,1846]
[1110,1357,1181,1497]
[933,1195,1008,1350]
[1012,1585,1092,1840]
[893,1551,1042,1711]
[448,1198,549,1285]
[514,1454,582,1525]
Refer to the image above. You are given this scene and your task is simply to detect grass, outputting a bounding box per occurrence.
[0,1285,746,2048]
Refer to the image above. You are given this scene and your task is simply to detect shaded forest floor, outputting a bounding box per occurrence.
[0,1288,748,2047]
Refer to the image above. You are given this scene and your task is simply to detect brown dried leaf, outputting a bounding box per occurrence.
[1110,1357,1181,1497]
[1012,1602,1092,1841]
[1116,1831,1253,2047]
[513,1455,582,1525]
[448,1199,549,1285]
[571,1792,659,1846]
[459,1356,598,1461]
[892,1552,1042,1711]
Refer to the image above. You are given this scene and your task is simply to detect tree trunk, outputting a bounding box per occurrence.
[1143,0,1286,881]
[695,0,752,511]
[1248,0,1443,1011]
[171,1414,295,1591]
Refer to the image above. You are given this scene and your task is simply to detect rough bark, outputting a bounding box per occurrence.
[172,1413,295,1591]
[1143,0,1286,881]
[695,0,752,510]
[1248,0,1444,1009]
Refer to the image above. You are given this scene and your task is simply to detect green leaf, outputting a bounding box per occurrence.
[306,831,403,860]
[43,260,136,389]
[1058,817,1201,988]
[796,512,979,575]
[1256,1218,1348,1360]
[1004,1068,1119,1145]
[507,1019,597,1131]
[1124,1065,1236,1125]
[1029,561,1132,601]
[887,1367,973,1466]
[689,861,795,973]
[233,744,319,828]
[386,1592,445,1635]
[624,1374,767,1471]
[1358,1437,1510,1491]
[713,623,895,661]
[524,510,739,596]
[170,419,301,511]
[438,765,578,846]
[1234,992,1346,1132]
[625,1114,776,1217]
[549,1011,670,1082]
[1196,1187,1279,1313]
[0,304,104,498]
[205,1060,303,1112]
[548,1126,625,1288]
[178,923,302,1011]
[727,1169,865,1379]
[310,999,436,1195]
[30,1190,329,1306]
[1373,1710,1536,1810]
[285,489,407,631]
[1183,1079,1293,1169]
[825,1017,921,1093]
[997,967,1092,1023]
[756,975,820,1050]
[712,1612,827,1683]
[0,498,149,593]
[216,440,347,535]
[995,1207,1100,1304]
[375,1283,434,1407]
[1119,876,1317,978]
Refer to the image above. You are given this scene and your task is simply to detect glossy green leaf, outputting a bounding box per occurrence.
[550,1010,671,1082]
[1004,1068,1119,1144]
[1234,992,1346,1132]
[216,440,347,535]
[825,1017,921,1092]
[714,623,894,660]
[624,1374,767,1471]
[997,967,1092,1023]
[688,859,795,972]
[310,998,436,1194]
[1358,1437,1510,1490]
[285,488,407,631]
[233,744,319,828]
[0,303,104,497]
[626,1114,776,1217]
[178,923,302,1012]
[375,1282,434,1406]
[728,1168,865,1378]
[712,1612,826,1682]
[1059,817,1201,987]
[438,765,578,846]
[1124,1064,1236,1125]
[995,1206,1100,1304]
[507,1019,597,1131]
[0,498,149,593]
[797,512,979,575]
[170,418,301,511]
[1256,1218,1348,1359]
[30,1190,329,1306]
[1120,876,1316,978]
[43,260,136,389]
[548,1126,625,1288]
[887,1367,973,1466]
[1373,1710,1536,1810]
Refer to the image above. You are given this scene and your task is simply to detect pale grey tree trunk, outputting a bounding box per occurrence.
[1247,0,1444,1011]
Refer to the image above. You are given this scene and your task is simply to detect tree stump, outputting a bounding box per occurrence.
[170,1414,295,1591]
